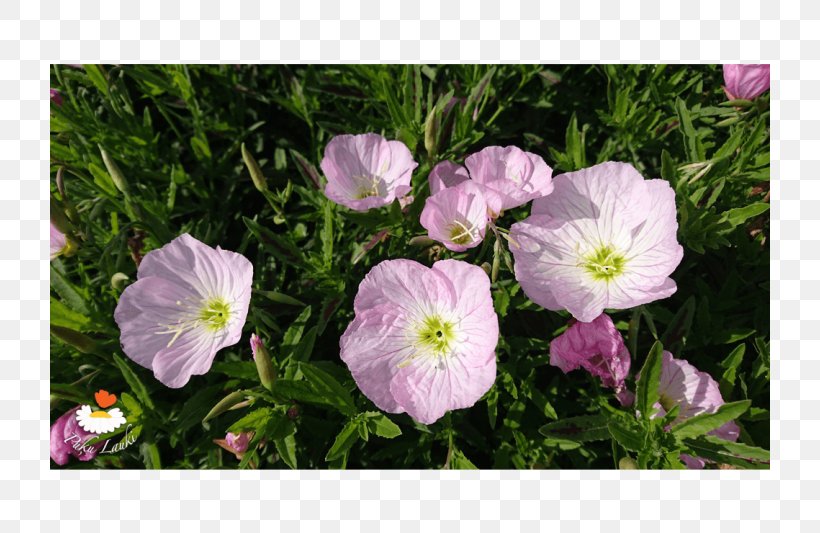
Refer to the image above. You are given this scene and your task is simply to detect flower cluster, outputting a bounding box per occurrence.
[420,146,553,251]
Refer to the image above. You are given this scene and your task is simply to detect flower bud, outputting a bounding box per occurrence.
[241,143,268,193]
[225,432,251,453]
[424,108,438,158]
[251,333,276,391]
[99,145,130,195]
[110,272,129,291]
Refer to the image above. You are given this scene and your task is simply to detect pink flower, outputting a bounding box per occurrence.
[225,432,251,453]
[464,146,553,211]
[429,161,470,195]
[650,352,740,469]
[51,407,99,465]
[420,181,490,252]
[50,221,67,260]
[549,314,630,392]
[723,64,770,101]
[321,133,418,211]
[340,259,499,424]
[50,88,63,106]
[510,162,683,322]
[114,234,253,388]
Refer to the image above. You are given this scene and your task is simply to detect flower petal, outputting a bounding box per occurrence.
[151,326,218,388]
[429,161,470,195]
[420,181,488,252]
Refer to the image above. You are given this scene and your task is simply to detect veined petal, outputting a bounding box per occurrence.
[420,181,489,252]
[389,352,496,425]
[352,259,457,320]
[114,276,201,369]
[429,161,470,195]
[151,326,218,388]
[339,305,416,414]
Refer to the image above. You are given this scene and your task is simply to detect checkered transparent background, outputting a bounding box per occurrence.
[1,0,811,529]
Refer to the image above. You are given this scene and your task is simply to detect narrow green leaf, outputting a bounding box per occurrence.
[683,435,770,468]
[299,362,357,416]
[112,354,155,411]
[607,422,646,453]
[275,433,298,469]
[539,415,610,443]
[719,202,769,230]
[719,344,746,397]
[325,419,360,461]
[228,407,274,434]
[321,201,334,268]
[364,412,402,439]
[254,290,306,306]
[450,448,478,469]
[671,400,751,439]
[660,296,696,355]
[636,340,664,420]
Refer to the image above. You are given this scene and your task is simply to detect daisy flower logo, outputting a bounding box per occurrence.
[75,389,127,434]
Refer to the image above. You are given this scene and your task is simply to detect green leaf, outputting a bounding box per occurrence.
[299,362,357,416]
[243,216,305,265]
[289,149,322,189]
[112,354,155,411]
[321,201,334,268]
[119,392,143,421]
[449,448,478,470]
[660,295,695,355]
[719,202,770,230]
[607,422,646,453]
[636,340,664,420]
[283,306,312,350]
[140,442,162,469]
[539,415,610,443]
[364,412,402,439]
[254,290,306,306]
[671,400,751,439]
[292,326,318,363]
[719,344,746,397]
[275,433,298,469]
[50,297,90,330]
[228,407,274,434]
[683,435,770,468]
[564,113,587,170]
[325,419,360,461]
[83,64,109,94]
[675,97,704,161]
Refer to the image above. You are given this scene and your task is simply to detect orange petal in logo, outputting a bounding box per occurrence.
[94,389,117,409]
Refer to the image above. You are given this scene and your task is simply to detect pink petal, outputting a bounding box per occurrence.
[723,64,770,101]
[429,161,470,195]
[420,181,489,252]
[352,259,456,318]
[465,146,553,210]
[549,314,630,390]
[50,221,66,260]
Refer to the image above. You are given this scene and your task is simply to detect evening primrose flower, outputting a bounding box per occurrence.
[321,133,418,211]
[464,145,553,212]
[510,162,683,323]
[723,64,770,101]
[114,234,253,388]
[225,432,251,453]
[50,221,67,260]
[340,259,499,425]
[420,181,490,252]
[650,352,740,469]
[549,313,630,393]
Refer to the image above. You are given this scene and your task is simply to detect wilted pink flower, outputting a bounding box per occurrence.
[50,88,63,106]
[549,314,630,393]
[464,146,553,211]
[650,352,740,469]
[510,162,683,323]
[51,406,99,465]
[420,181,489,252]
[114,234,253,388]
[340,259,499,425]
[225,432,251,453]
[321,133,418,211]
[723,64,770,101]
[50,221,67,260]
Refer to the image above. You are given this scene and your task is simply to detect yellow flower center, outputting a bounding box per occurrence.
[90,410,112,419]
[582,245,626,281]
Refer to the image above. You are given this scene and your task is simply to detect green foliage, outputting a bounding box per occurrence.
[50,64,768,469]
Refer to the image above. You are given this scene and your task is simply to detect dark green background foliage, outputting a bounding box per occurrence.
[50,65,769,469]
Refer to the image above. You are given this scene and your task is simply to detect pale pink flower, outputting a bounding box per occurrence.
[51,406,99,465]
[723,64,770,101]
[649,352,740,469]
[429,161,470,195]
[420,181,489,252]
[549,314,630,392]
[225,432,251,453]
[114,234,253,388]
[464,145,553,211]
[340,259,499,425]
[321,133,418,211]
[510,162,683,323]
[50,221,67,260]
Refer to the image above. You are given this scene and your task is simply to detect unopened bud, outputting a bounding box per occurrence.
[110,272,129,291]
[241,143,268,193]
[99,145,129,195]
[424,108,439,158]
[251,333,276,391]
